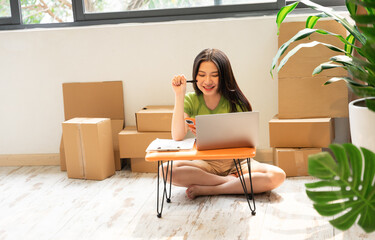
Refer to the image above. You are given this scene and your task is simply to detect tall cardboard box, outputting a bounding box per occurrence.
[278,20,348,118]
[136,105,174,132]
[130,158,158,173]
[269,116,334,148]
[62,118,115,180]
[119,126,172,158]
[274,148,322,177]
[61,81,125,171]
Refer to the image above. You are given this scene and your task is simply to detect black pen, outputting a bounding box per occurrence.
[186,80,197,83]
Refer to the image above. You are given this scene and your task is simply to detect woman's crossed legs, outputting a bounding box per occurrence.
[160,159,286,199]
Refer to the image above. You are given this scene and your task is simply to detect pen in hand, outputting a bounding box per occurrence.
[186,80,197,83]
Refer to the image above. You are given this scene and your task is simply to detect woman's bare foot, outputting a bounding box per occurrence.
[186,185,200,199]
[185,174,238,199]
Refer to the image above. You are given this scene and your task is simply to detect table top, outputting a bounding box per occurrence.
[145,144,256,162]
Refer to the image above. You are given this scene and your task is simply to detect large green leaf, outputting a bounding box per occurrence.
[276,1,299,35]
[345,34,355,56]
[277,41,346,73]
[270,28,356,76]
[346,0,358,16]
[312,62,345,75]
[306,13,328,29]
[300,0,366,44]
[359,26,375,41]
[365,98,375,112]
[305,143,375,233]
[351,15,375,24]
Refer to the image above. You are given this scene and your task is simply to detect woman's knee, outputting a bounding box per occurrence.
[268,167,286,189]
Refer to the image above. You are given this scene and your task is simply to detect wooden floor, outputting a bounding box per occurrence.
[0,165,373,240]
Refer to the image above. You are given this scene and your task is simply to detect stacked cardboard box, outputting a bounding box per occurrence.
[60,81,125,172]
[119,106,174,173]
[62,118,115,180]
[271,20,348,176]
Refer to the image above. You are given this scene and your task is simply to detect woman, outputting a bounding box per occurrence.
[164,48,285,199]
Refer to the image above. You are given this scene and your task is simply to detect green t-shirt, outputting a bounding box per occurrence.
[184,92,243,118]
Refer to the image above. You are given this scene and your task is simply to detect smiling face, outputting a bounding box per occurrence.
[195,61,220,96]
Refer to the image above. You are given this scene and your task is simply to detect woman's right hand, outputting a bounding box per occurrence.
[172,74,187,96]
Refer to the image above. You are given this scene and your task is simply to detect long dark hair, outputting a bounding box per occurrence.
[192,48,252,112]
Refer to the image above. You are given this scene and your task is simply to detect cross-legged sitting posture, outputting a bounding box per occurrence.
[163,48,286,199]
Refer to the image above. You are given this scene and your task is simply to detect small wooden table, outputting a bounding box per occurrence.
[146,144,256,218]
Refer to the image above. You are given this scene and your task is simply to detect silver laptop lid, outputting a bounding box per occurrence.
[195,111,259,151]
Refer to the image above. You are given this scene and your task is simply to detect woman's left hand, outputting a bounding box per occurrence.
[188,125,196,136]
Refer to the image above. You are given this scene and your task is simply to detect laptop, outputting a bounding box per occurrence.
[195,111,259,151]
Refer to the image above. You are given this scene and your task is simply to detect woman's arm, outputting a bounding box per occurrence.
[171,75,188,141]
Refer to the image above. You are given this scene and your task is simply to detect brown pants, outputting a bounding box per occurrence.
[191,158,251,176]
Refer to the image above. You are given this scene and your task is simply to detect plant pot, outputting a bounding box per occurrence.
[349,97,375,152]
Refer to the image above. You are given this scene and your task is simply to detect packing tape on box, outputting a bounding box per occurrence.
[295,151,306,175]
[78,124,86,178]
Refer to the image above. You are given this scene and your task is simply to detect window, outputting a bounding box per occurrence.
[0,0,345,29]
[0,0,12,17]
[0,0,21,24]
[20,0,74,24]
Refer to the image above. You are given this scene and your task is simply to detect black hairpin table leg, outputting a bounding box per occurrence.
[156,160,173,218]
[234,158,256,215]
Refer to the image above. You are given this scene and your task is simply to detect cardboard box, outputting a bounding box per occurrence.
[60,136,66,171]
[269,116,334,148]
[119,126,172,158]
[274,148,322,177]
[62,81,124,121]
[62,118,115,180]
[60,119,124,171]
[278,20,347,78]
[136,105,174,132]
[60,81,125,171]
[278,77,348,119]
[130,158,158,173]
[277,20,348,119]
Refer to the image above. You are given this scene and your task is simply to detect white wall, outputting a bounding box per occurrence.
[0,15,285,155]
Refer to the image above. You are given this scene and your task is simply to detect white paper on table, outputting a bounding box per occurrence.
[146,138,196,152]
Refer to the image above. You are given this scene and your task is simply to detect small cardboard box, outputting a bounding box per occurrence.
[60,119,124,171]
[60,81,125,171]
[130,158,158,173]
[118,126,172,158]
[274,148,322,177]
[62,118,115,180]
[136,105,174,132]
[269,116,334,148]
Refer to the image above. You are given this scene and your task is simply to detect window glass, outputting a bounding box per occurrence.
[0,0,11,17]
[221,0,276,4]
[84,0,215,13]
[21,0,74,24]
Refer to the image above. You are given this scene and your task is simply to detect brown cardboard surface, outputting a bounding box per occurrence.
[136,105,174,132]
[278,20,347,74]
[62,81,124,121]
[130,158,158,173]
[62,118,115,180]
[59,136,66,171]
[269,116,334,148]
[111,120,125,170]
[278,77,348,119]
[274,148,321,177]
[277,20,348,118]
[118,126,172,158]
[60,119,124,171]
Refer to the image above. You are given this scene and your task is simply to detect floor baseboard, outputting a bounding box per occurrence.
[0,154,60,166]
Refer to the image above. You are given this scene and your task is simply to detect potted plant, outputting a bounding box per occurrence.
[271,0,375,152]
[271,0,375,233]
